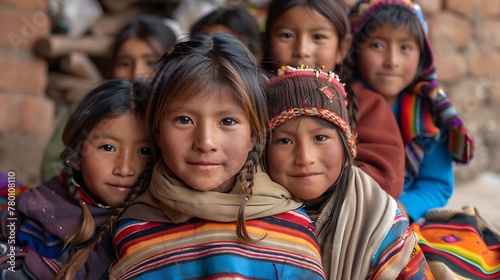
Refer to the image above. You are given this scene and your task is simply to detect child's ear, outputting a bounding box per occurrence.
[72,160,81,171]
[336,34,353,64]
[248,137,257,152]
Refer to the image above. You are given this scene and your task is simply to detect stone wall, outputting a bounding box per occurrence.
[0,0,499,185]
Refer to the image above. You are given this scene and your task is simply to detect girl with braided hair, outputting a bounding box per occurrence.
[61,33,325,280]
[0,79,153,279]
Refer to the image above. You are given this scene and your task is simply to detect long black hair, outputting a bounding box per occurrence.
[56,79,154,279]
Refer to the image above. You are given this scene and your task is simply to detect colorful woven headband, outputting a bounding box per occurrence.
[270,66,348,101]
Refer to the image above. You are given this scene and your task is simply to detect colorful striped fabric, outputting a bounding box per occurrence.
[395,238,436,280]
[110,208,325,280]
[0,175,114,279]
[369,211,434,279]
[414,206,500,279]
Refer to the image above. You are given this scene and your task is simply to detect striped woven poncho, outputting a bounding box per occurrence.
[109,161,325,280]
[111,210,324,279]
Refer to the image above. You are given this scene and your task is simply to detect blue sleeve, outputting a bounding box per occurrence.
[398,135,454,221]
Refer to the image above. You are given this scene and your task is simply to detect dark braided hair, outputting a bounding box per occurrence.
[149,33,269,241]
[342,55,360,130]
[55,79,154,280]
[60,34,269,279]
[236,143,268,241]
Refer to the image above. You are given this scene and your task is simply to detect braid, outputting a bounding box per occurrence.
[63,162,95,248]
[340,60,359,130]
[236,143,267,242]
[239,143,261,197]
[339,57,359,130]
[56,160,155,280]
[346,85,359,130]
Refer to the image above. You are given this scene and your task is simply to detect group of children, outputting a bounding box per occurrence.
[0,0,481,279]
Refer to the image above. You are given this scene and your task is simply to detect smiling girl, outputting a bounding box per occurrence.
[0,80,152,279]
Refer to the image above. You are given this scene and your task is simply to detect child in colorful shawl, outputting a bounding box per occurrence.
[347,0,474,221]
[264,65,434,279]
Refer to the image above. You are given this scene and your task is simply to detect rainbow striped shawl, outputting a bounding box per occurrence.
[400,80,474,176]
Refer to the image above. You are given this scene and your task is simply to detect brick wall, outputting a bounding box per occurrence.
[0,0,499,185]
[418,0,500,181]
[0,0,54,186]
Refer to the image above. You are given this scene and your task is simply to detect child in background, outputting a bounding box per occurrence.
[348,0,474,221]
[108,14,178,81]
[0,80,152,280]
[60,33,325,280]
[41,14,177,182]
[190,5,263,62]
[261,0,406,199]
[265,65,433,279]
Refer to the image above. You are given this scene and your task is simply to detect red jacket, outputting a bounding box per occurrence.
[352,81,405,198]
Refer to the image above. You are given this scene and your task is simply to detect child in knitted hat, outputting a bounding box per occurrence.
[261,0,406,200]
[347,0,474,221]
[265,65,434,279]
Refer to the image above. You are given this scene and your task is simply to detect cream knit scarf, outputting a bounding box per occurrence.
[122,161,303,224]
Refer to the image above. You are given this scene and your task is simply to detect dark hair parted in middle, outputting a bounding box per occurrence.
[148,32,269,240]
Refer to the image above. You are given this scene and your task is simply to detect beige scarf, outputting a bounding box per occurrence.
[312,166,417,280]
[121,161,303,224]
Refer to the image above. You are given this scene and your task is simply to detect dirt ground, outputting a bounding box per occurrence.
[447,171,500,230]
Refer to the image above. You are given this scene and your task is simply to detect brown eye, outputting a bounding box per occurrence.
[100,144,115,152]
[221,118,237,126]
[314,135,327,142]
[139,148,151,155]
[175,116,192,125]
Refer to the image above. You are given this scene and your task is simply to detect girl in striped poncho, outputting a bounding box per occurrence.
[109,33,325,280]
[60,32,326,280]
